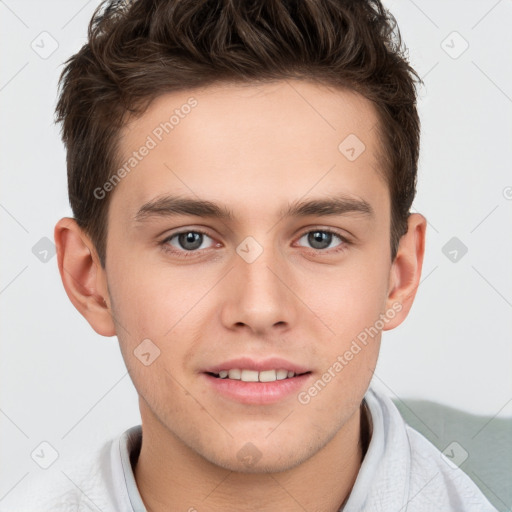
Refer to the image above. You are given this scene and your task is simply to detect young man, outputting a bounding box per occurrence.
[31,0,496,510]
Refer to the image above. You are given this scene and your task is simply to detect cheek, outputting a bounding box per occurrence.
[106,262,213,400]
[310,257,391,343]
[298,343,378,433]
[107,257,212,339]
[108,272,193,411]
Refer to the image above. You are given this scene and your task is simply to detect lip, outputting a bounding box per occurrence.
[202,372,312,405]
[201,357,313,405]
[203,357,310,374]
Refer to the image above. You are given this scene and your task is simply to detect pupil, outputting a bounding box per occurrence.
[309,231,331,249]
[179,232,202,250]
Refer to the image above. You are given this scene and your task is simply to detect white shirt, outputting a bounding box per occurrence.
[17,386,498,511]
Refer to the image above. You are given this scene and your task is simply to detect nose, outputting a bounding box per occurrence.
[219,241,298,336]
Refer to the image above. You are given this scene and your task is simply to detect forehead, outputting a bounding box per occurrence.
[112,80,388,222]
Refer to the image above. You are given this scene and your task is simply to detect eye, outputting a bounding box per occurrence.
[296,229,346,252]
[161,230,216,256]
[160,228,348,258]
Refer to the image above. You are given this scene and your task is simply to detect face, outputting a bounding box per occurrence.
[103,80,396,472]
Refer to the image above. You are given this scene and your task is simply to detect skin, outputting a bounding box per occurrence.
[55,80,426,512]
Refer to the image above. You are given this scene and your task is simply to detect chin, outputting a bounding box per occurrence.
[196,435,317,475]
[207,451,307,474]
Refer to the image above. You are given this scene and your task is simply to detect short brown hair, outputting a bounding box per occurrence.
[55,0,421,266]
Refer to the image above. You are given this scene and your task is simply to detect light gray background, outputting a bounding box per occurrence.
[1,0,511,508]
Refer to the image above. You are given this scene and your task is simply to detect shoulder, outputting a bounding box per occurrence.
[363,386,498,512]
[9,435,119,512]
[403,424,497,512]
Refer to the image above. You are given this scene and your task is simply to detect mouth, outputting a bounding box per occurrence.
[202,357,313,404]
[205,368,311,382]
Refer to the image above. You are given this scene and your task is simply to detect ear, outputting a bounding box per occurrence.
[383,213,427,330]
[54,217,116,336]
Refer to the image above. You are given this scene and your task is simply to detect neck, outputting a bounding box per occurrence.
[134,403,369,512]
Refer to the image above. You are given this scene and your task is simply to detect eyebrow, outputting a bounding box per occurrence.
[133,194,374,223]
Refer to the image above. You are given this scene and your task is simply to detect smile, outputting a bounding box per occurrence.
[208,369,308,382]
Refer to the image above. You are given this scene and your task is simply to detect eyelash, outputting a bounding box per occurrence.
[160,228,350,258]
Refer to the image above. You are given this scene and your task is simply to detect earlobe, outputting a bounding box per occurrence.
[54,217,116,337]
[383,213,427,330]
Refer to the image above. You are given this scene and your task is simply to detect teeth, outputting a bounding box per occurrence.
[241,369,259,382]
[215,369,298,381]
[259,370,276,382]
[228,369,241,380]
[276,369,288,380]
